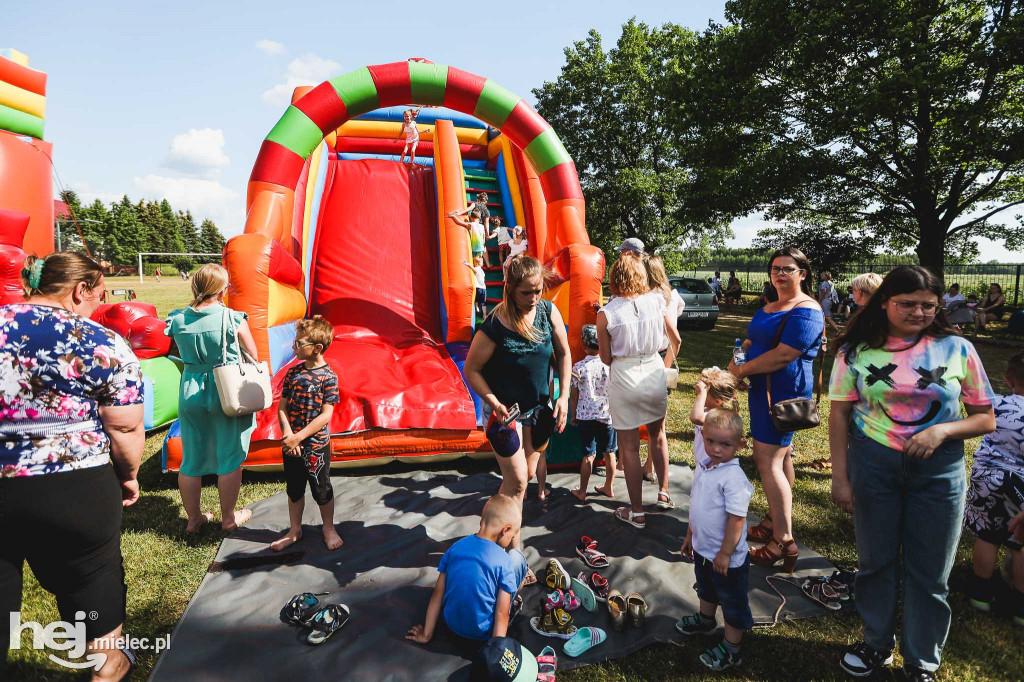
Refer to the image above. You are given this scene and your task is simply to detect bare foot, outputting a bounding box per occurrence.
[186,512,213,533]
[222,508,252,532]
[593,485,614,498]
[323,526,343,551]
[271,528,302,551]
[570,487,587,502]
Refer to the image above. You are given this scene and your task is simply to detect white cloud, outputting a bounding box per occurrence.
[255,39,286,56]
[164,128,229,179]
[262,53,341,106]
[133,175,243,236]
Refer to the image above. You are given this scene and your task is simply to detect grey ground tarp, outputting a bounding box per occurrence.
[150,464,837,681]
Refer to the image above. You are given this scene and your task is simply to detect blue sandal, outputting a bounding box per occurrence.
[306,603,351,645]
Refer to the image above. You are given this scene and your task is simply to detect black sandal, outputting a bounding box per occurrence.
[281,592,330,626]
[306,604,351,645]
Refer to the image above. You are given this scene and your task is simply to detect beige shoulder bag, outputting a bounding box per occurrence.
[213,309,273,417]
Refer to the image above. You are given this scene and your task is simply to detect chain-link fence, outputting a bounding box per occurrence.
[687,260,1024,307]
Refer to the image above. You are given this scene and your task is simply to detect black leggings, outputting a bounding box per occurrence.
[1,465,126,669]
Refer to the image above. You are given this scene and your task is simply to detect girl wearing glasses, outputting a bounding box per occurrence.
[728,247,824,572]
[827,265,996,679]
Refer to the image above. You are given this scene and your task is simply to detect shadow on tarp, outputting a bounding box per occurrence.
[149,465,837,682]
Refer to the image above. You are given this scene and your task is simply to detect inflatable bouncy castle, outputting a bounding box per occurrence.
[163,60,604,470]
[0,49,53,305]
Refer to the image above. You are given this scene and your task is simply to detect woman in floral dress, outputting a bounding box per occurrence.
[0,252,144,681]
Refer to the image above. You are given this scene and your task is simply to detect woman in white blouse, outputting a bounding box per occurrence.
[597,254,680,528]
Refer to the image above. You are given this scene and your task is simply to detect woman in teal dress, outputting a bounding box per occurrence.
[166,264,257,532]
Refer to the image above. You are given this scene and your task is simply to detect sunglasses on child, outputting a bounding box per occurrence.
[292,340,318,348]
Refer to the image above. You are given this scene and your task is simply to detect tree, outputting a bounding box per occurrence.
[159,200,185,254]
[753,223,881,277]
[106,195,144,265]
[678,0,1024,277]
[534,20,730,273]
[177,210,199,253]
[198,219,226,258]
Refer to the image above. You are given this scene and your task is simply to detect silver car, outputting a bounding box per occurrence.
[670,277,720,330]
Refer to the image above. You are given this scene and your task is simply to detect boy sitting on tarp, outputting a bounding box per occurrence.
[407,494,527,654]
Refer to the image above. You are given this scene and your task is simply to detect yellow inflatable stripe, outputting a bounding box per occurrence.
[546,281,571,326]
[301,142,323,262]
[0,79,45,118]
[499,137,526,228]
[267,278,307,327]
[335,120,489,146]
[487,136,502,160]
[1,49,29,66]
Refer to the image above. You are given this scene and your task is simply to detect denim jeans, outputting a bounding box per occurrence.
[847,425,966,672]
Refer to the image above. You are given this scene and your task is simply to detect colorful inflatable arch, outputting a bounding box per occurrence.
[162,60,605,471]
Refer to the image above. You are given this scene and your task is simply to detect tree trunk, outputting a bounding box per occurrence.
[915,222,946,282]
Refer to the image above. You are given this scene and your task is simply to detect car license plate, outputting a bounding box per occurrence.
[688,312,710,318]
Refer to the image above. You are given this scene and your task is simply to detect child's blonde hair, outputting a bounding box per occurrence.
[701,367,743,412]
[295,315,334,351]
[482,493,521,528]
[470,210,481,220]
[703,408,744,440]
[190,263,229,308]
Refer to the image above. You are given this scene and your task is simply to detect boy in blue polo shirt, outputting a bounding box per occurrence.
[407,494,528,652]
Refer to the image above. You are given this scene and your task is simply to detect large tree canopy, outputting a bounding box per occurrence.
[677,0,1024,276]
[534,19,730,271]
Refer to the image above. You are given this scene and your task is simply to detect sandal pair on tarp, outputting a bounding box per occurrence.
[563,627,607,658]
[280,592,350,644]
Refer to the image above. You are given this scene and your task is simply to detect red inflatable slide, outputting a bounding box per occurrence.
[253,159,477,439]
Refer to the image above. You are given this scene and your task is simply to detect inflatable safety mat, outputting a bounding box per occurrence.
[150,464,837,681]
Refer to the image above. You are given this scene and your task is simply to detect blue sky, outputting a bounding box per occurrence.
[5,0,1018,261]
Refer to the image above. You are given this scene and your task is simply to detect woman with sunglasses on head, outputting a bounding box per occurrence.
[728,247,824,572]
[828,266,996,681]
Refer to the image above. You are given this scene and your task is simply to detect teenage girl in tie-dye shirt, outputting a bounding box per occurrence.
[827,266,996,680]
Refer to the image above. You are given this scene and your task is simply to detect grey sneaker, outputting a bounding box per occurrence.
[699,641,741,671]
[675,612,716,636]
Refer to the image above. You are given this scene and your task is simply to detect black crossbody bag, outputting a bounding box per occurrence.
[765,307,824,432]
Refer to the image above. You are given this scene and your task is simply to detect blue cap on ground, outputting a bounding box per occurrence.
[470,637,539,682]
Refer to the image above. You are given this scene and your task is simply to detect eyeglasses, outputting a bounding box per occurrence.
[769,266,801,275]
[292,340,317,348]
[891,300,938,316]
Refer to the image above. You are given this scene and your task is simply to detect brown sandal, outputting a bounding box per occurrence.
[810,457,832,471]
[746,515,773,543]
[749,537,799,574]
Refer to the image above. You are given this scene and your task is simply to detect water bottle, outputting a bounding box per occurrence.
[732,338,746,366]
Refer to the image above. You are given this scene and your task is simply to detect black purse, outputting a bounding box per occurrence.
[766,307,824,433]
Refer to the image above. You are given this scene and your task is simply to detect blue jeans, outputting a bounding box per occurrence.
[847,425,966,672]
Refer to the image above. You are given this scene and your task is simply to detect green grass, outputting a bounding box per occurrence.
[8,301,1024,680]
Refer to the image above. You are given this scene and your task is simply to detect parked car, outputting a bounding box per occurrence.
[669,277,719,330]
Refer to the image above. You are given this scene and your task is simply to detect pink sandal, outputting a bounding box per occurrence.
[576,536,610,568]
[545,589,581,612]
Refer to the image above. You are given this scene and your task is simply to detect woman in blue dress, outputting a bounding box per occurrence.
[728,247,824,571]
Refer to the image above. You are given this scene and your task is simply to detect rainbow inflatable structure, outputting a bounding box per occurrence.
[162,59,604,470]
[0,48,53,282]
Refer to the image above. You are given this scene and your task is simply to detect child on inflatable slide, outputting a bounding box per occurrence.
[398,107,429,164]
